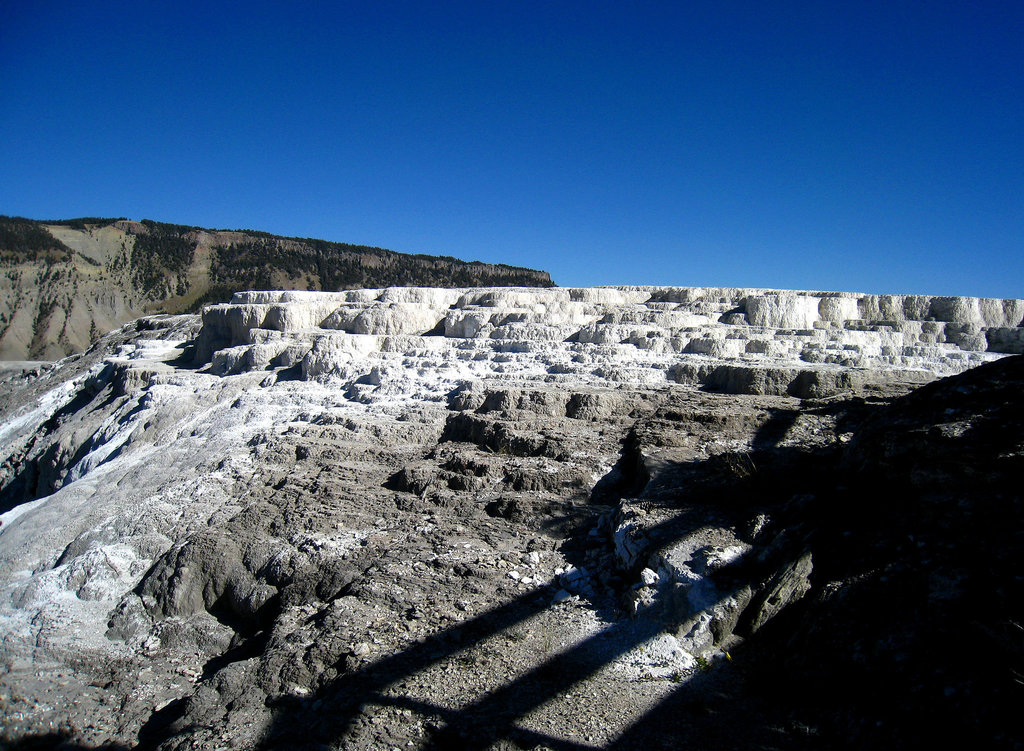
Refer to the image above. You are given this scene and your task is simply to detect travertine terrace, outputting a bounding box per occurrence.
[197,286,1024,395]
[0,286,1021,749]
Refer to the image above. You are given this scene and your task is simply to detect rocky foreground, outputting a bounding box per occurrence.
[0,286,1021,749]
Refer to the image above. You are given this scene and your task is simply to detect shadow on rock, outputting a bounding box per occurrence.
[0,733,131,751]
[137,356,1024,750]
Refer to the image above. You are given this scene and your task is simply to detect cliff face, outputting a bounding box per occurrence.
[0,286,1021,749]
[0,217,553,360]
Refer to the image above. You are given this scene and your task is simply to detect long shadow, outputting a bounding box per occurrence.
[130,366,895,748]
[751,406,799,449]
[256,582,568,748]
[254,510,793,749]
[105,369,887,748]
[255,583,685,749]
[245,435,838,750]
[137,348,1021,748]
[605,631,821,751]
[612,364,1024,750]
[419,581,743,750]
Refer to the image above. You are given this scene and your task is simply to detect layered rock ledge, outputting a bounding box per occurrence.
[195,286,1023,397]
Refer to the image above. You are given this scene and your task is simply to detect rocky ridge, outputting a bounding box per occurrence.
[0,286,1021,750]
[0,217,552,361]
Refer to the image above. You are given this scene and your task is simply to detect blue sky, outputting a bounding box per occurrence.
[2,1,1021,297]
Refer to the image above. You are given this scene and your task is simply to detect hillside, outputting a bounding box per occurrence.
[0,216,553,360]
[0,286,1021,749]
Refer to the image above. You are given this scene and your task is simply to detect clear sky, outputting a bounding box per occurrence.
[2,1,1021,297]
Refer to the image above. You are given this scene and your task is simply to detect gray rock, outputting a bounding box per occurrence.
[0,289,1020,750]
[747,552,814,634]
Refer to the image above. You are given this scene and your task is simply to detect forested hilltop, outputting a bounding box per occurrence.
[0,216,553,360]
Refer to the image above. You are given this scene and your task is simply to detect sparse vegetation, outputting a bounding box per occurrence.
[43,217,127,230]
[0,216,553,359]
[128,220,196,298]
[0,216,74,264]
[208,235,553,294]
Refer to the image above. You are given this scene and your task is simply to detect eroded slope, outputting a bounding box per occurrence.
[0,286,1020,750]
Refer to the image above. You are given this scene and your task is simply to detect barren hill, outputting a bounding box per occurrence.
[0,216,553,360]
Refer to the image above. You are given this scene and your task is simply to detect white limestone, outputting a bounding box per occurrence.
[193,286,1023,399]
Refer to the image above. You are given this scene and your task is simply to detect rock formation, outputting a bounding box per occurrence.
[195,285,1023,395]
[0,286,1021,750]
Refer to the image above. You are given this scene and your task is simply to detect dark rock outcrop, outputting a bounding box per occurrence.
[611,355,1024,749]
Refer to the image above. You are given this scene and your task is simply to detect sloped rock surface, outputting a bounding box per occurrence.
[0,287,1020,750]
